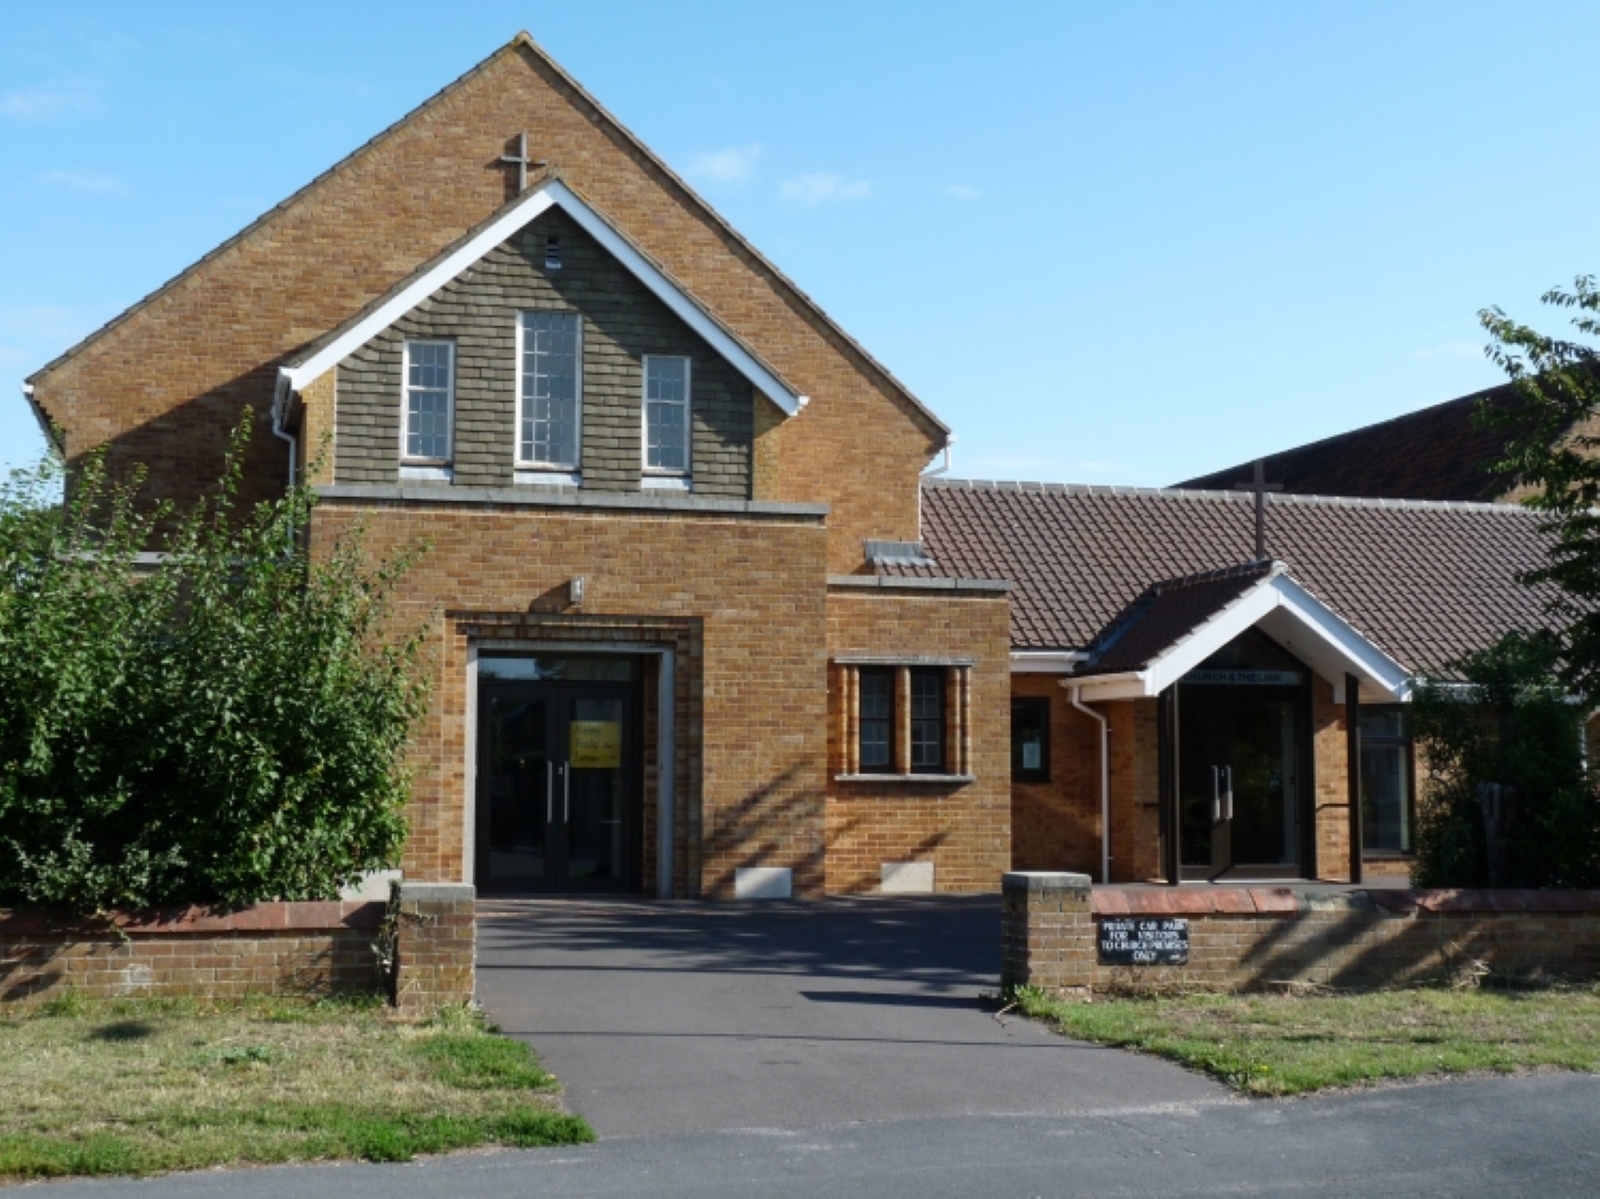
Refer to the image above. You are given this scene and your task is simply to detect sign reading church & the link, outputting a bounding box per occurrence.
[1181,669,1302,687]
[1098,917,1190,965]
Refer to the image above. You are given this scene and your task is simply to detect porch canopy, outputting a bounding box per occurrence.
[1068,560,1410,702]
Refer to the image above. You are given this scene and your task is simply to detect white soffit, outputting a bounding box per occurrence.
[1073,573,1411,703]
[1010,651,1088,674]
[277,179,806,415]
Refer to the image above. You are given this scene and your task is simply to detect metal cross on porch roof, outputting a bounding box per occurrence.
[1232,459,1284,561]
[498,132,540,193]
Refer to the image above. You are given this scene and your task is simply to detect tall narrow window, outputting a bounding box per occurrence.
[1360,707,1413,853]
[910,668,945,771]
[643,355,690,475]
[403,340,454,461]
[519,311,581,468]
[859,668,894,772]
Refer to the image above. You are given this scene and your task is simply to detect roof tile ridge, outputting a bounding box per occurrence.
[506,34,950,441]
[925,477,1227,497]
[1266,491,1531,515]
[1148,559,1278,595]
[28,36,529,387]
[923,475,1541,515]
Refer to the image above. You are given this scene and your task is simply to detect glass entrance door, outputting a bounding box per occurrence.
[1177,686,1305,881]
[477,676,638,894]
[562,694,628,887]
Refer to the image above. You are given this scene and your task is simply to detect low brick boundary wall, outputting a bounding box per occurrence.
[0,881,478,1011]
[1001,872,1600,995]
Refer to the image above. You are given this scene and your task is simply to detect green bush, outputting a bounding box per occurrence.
[0,424,429,913]
[1408,632,1600,889]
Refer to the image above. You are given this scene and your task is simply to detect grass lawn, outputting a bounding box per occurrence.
[0,993,593,1182]
[1014,984,1600,1096]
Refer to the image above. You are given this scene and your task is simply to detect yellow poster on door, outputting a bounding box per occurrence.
[570,720,622,768]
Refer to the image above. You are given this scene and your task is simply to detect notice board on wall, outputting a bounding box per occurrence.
[1097,917,1189,965]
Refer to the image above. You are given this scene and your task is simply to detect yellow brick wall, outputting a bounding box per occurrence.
[1105,699,1163,882]
[298,371,336,486]
[824,587,1012,893]
[310,498,831,899]
[1010,676,1102,875]
[1312,675,1353,882]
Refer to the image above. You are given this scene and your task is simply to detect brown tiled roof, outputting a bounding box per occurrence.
[892,479,1565,674]
[1176,383,1521,502]
[1084,562,1278,675]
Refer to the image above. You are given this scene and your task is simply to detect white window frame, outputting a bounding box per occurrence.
[399,339,455,466]
[513,310,584,474]
[641,354,692,481]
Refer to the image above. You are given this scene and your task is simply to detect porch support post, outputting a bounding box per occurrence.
[1346,672,1363,884]
[1160,686,1181,886]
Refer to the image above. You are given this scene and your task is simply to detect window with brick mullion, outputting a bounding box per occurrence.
[846,663,964,777]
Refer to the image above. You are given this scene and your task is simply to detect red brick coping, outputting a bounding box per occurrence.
[1088,887,1600,916]
[0,901,386,937]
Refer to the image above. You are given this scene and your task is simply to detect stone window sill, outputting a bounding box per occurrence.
[400,463,453,482]
[833,773,976,784]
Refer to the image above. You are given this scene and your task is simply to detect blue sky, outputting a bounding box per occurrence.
[3,1,1597,486]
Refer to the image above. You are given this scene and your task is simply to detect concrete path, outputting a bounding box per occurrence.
[473,895,1224,1137]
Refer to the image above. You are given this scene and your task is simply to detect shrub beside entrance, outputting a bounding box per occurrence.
[0,427,429,914]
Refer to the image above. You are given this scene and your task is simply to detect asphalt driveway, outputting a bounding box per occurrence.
[475,895,1226,1137]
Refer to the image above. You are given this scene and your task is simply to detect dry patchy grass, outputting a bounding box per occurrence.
[1015,984,1600,1095]
[0,993,592,1182]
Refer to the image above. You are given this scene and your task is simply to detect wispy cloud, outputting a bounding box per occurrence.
[1410,341,1482,361]
[1,88,93,119]
[686,144,762,184]
[244,65,378,99]
[0,305,87,343]
[962,453,1059,478]
[946,184,982,200]
[780,173,873,206]
[41,169,127,195]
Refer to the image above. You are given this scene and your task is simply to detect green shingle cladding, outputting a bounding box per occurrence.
[333,207,753,497]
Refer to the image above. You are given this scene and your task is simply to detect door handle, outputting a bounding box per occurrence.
[1211,765,1221,823]
[1223,766,1234,822]
[563,761,570,824]
[546,760,553,824]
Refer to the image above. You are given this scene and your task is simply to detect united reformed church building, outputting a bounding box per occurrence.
[22,35,1563,900]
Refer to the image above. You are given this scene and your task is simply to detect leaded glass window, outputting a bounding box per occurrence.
[859,668,894,772]
[404,341,453,461]
[519,311,580,467]
[644,355,690,474]
[910,669,944,771]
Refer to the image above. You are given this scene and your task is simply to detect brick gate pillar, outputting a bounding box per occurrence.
[1000,871,1093,997]
[389,881,476,1014]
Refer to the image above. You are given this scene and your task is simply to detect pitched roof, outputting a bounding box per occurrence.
[274,176,804,420]
[1175,383,1520,502]
[889,478,1564,674]
[27,32,949,444]
[1085,561,1278,674]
